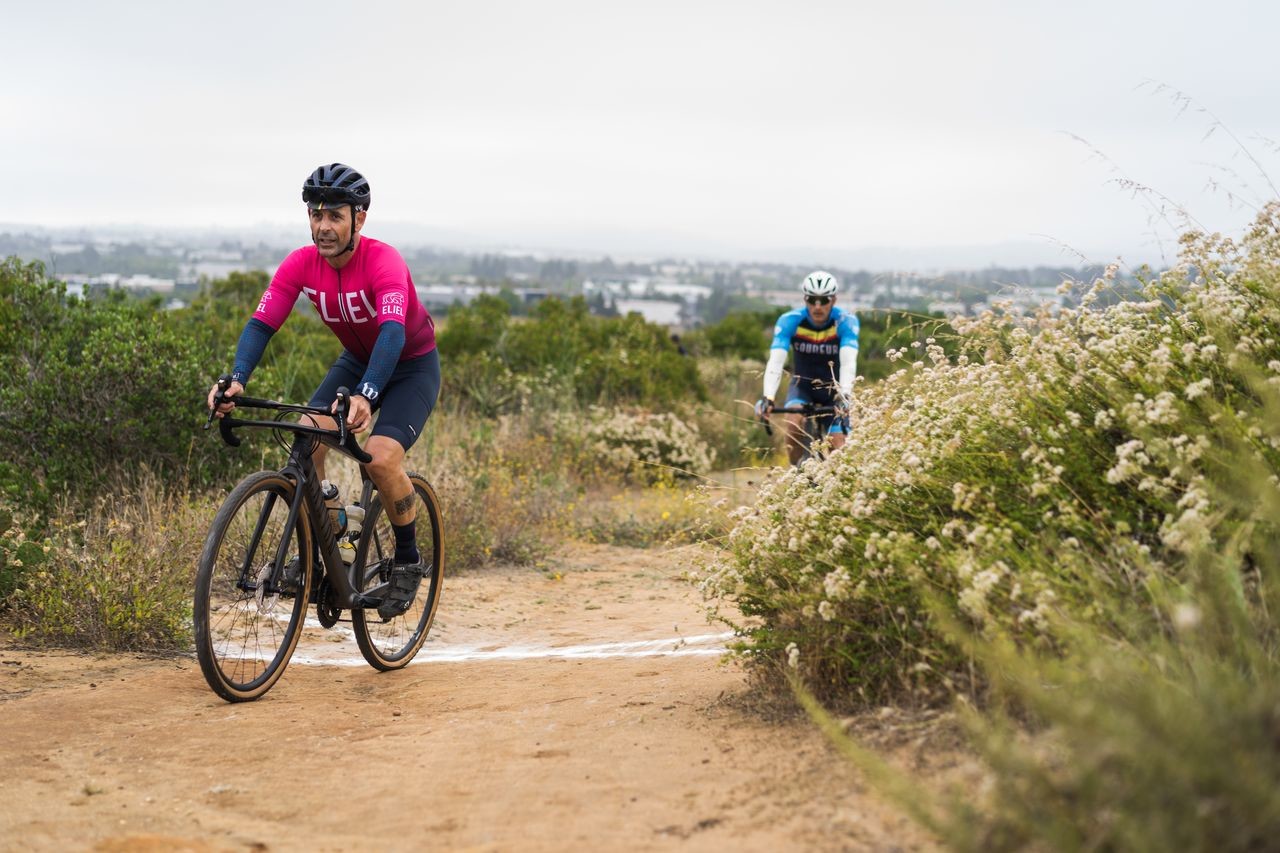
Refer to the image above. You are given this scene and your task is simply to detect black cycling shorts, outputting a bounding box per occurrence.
[310,349,440,450]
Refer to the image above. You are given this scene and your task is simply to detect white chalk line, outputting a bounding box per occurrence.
[286,627,735,667]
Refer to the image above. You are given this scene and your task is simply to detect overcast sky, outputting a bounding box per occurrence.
[5,0,1278,266]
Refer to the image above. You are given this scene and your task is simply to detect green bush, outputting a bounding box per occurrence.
[701,203,1280,706]
[684,310,775,360]
[801,450,1280,853]
[941,539,1280,851]
[700,205,1280,851]
[181,270,341,406]
[0,258,222,513]
[0,501,47,605]
[437,294,704,414]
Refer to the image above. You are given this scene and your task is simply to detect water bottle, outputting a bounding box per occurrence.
[345,504,365,537]
[338,541,357,565]
[321,480,347,535]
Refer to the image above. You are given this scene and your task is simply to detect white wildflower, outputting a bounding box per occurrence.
[1106,439,1150,484]
[823,568,852,599]
[1172,603,1201,632]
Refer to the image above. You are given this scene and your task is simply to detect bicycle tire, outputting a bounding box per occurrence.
[351,473,444,670]
[194,470,313,702]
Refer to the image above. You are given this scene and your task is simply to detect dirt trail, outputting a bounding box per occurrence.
[0,542,936,852]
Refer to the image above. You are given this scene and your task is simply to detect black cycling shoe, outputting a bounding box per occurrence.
[377,560,430,621]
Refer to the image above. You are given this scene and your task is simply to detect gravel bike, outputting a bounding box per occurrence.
[195,377,444,702]
[758,402,848,464]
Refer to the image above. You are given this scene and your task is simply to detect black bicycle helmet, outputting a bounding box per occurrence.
[302,163,372,212]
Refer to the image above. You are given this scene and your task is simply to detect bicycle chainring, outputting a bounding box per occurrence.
[315,576,342,628]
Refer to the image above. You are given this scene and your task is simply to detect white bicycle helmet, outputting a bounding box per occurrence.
[801,270,838,297]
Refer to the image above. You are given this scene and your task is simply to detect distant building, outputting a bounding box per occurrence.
[120,274,175,293]
[416,284,474,311]
[55,272,176,297]
[650,280,713,302]
[615,298,683,326]
[414,284,548,312]
[181,261,251,280]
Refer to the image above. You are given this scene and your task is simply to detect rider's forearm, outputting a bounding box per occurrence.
[355,320,406,403]
[763,348,788,400]
[838,346,858,398]
[231,318,275,385]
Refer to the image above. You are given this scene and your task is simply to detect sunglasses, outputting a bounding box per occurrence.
[805,295,832,306]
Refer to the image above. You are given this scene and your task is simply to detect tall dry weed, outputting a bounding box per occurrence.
[11,471,215,650]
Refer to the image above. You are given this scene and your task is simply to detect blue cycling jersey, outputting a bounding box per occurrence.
[770,305,860,386]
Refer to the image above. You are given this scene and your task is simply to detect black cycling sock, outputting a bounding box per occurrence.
[392,519,418,564]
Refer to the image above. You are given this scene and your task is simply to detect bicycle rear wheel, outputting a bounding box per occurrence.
[194,471,313,702]
[351,473,444,670]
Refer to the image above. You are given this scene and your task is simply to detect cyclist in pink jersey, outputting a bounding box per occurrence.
[208,164,439,613]
[258,236,436,365]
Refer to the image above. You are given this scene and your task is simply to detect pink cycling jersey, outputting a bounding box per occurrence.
[252,236,435,362]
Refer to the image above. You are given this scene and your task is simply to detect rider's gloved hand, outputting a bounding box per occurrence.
[207,379,244,419]
[341,394,374,434]
[754,397,774,420]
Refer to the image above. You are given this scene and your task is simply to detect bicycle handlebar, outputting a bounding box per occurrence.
[206,376,374,464]
[757,402,844,437]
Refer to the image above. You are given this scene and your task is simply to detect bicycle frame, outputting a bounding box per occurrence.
[209,383,388,611]
[275,436,371,609]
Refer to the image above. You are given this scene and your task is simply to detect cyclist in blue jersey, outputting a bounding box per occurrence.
[754,271,859,464]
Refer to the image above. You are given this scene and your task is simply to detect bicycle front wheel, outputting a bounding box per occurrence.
[194,471,313,702]
[351,473,444,670]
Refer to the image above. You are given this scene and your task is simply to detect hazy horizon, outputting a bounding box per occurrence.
[0,216,1145,273]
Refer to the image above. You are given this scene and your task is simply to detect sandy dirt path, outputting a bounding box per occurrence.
[0,542,935,852]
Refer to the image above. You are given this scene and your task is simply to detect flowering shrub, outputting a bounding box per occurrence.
[573,409,716,484]
[701,203,1280,706]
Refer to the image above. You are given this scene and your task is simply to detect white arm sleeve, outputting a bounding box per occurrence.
[838,346,858,399]
[763,348,788,401]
